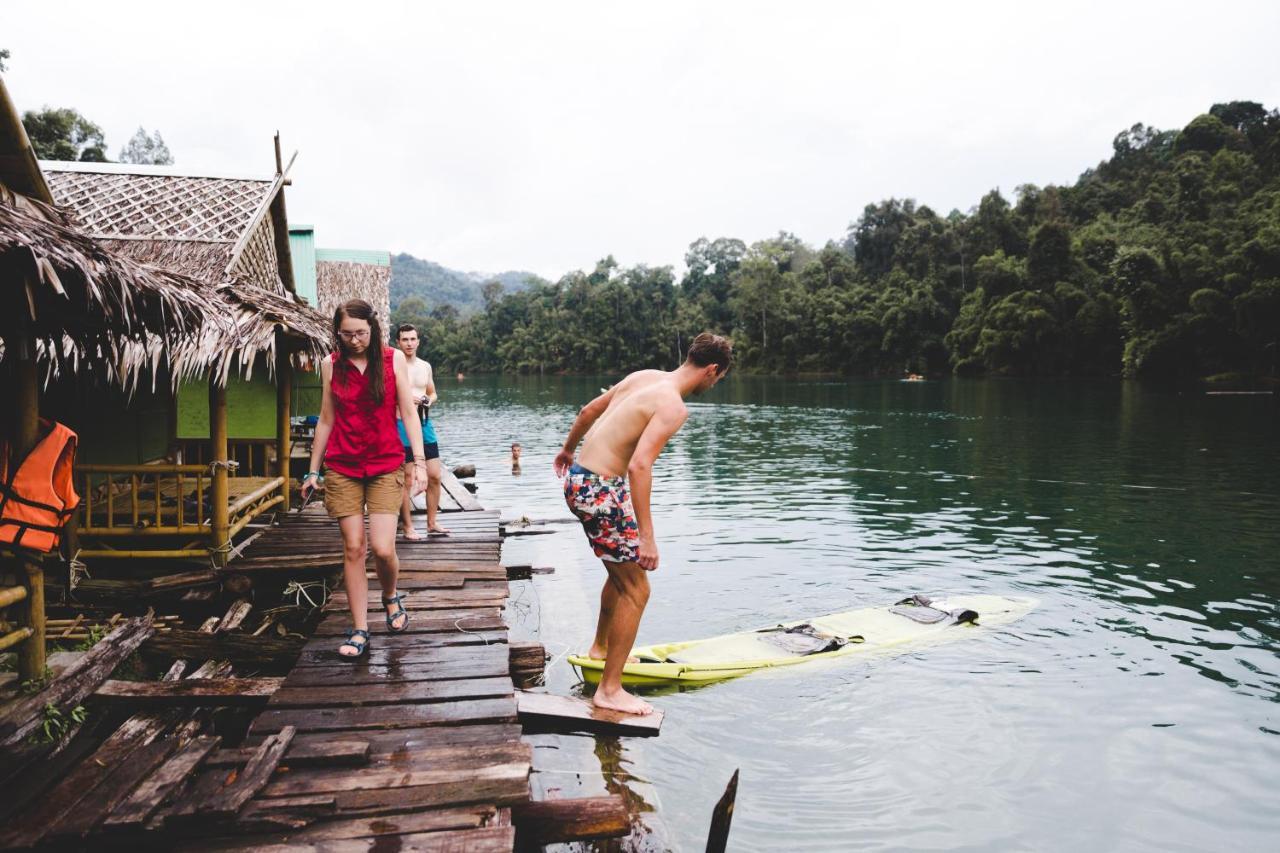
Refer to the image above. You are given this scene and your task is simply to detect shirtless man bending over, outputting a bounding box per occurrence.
[554,333,732,714]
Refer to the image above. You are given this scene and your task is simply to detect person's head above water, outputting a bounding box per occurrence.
[396,324,419,358]
[511,442,522,459]
[684,332,733,394]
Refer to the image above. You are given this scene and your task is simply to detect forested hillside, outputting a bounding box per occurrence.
[390,253,537,316]
[394,102,1280,380]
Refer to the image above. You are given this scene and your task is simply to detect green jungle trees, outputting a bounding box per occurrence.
[393,102,1280,380]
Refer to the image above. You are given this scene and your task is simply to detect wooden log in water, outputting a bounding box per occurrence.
[452,463,477,479]
[513,796,631,845]
[516,691,663,737]
[705,769,740,853]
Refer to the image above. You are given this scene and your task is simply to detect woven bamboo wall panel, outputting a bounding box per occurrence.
[46,171,272,242]
[317,260,391,336]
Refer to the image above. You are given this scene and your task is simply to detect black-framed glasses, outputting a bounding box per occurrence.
[337,329,371,341]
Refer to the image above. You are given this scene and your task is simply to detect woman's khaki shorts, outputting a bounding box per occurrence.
[322,468,405,518]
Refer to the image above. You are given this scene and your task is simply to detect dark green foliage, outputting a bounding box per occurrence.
[22,107,109,161]
[394,103,1280,380]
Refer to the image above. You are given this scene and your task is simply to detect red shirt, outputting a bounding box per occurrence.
[324,347,404,479]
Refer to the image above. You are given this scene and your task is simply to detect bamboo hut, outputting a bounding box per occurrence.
[0,78,234,680]
[34,155,331,568]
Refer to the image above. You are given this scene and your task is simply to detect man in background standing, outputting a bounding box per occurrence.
[395,324,449,538]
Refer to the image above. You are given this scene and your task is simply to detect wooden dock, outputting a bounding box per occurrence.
[185,503,530,850]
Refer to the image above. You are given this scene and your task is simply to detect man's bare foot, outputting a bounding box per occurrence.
[592,686,653,715]
[427,524,450,536]
[587,644,639,664]
[402,526,423,541]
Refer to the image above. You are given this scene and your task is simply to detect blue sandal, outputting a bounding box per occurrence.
[382,592,410,633]
[339,628,370,658]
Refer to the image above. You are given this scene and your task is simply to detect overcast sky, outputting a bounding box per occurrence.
[5,1,1279,279]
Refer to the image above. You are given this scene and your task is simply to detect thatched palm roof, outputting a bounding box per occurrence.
[316,254,391,335]
[0,186,231,387]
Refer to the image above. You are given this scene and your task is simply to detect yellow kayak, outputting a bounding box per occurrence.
[568,594,1037,686]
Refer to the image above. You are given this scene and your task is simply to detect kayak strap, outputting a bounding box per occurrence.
[756,623,865,656]
[892,594,979,625]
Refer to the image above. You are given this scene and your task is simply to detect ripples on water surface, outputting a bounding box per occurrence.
[432,377,1279,852]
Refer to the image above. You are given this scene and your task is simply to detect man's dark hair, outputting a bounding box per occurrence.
[396,324,417,339]
[686,332,733,374]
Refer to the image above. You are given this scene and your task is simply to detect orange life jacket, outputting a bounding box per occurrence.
[0,420,81,553]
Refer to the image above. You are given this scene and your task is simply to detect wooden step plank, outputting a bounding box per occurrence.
[263,723,524,756]
[94,677,283,706]
[336,776,529,814]
[269,676,512,708]
[142,630,303,667]
[297,632,504,661]
[261,743,531,797]
[104,735,221,831]
[313,610,504,637]
[513,795,631,845]
[191,825,515,852]
[283,646,511,686]
[205,739,370,768]
[517,691,663,737]
[250,697,517,735]
[440,467,484,511]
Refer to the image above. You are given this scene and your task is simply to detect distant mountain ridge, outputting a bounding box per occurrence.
[390,253,537,315]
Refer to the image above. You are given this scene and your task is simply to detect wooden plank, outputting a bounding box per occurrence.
[295,632,503,663]
[269,675,511,708]
[261,742,531,797]
[440,467,484,511]
[706,769,740,853]
[191,825,514,852]
[103,735,222,830]
[280,723,525,757]
[206,739,369,768]
[282,648,511,686]
[235,805,498,842]
[517,691,663,737]
[513,795,631,845]
[93,677,283,707]
[166,727,296,826]
[0,613,154,747]
[313,610,504,637]
[217,598,254,632]
[198,726,295,820]
[250,697,518,734]
[48,735,183,839]
[142,629,303,666]
[336,775,529,814]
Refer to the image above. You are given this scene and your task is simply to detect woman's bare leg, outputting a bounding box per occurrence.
[338,514,369,656]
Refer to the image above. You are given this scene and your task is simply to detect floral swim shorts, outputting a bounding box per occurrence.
[564,462,640,563]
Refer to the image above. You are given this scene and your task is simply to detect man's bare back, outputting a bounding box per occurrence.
[577,370,685,478]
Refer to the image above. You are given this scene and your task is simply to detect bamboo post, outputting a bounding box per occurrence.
[209,377,230,568]
[276,341,292,511]
[13,332,46,680]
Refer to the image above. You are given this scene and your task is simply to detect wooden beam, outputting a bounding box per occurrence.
[11,329,45,681]
[513,796,631,845]
[276,340,292,511]
[439,466,484,511]
[93,676,283,707]
[103,735,222,831]
[205,738,369,768]
[516,691,663,737]
[166,726,296,825]
[0,613,154,747]
[209,377,229,568]
[141,629,302,667]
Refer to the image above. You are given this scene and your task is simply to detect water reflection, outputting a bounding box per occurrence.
[434,376,1279,852]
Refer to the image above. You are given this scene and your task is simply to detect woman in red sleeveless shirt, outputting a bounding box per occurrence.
[301,300,428,658]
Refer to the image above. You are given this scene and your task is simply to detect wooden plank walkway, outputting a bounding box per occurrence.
[185,503,529,850]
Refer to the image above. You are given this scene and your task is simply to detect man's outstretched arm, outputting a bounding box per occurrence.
[626,401,688,571]
[554,385,618,476]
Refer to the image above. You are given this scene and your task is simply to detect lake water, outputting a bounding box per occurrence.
[429,376,1279,852]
